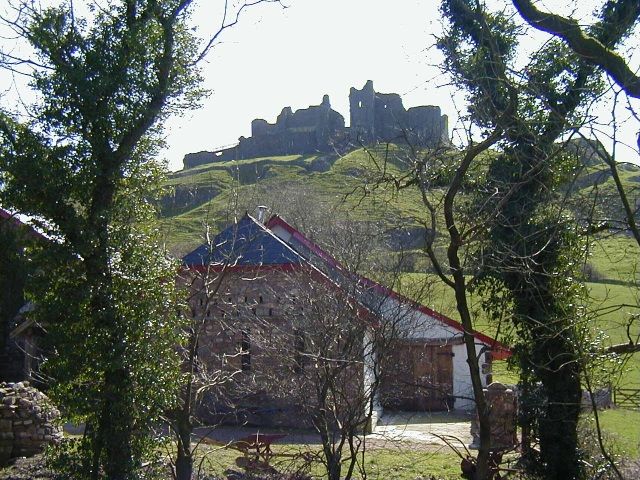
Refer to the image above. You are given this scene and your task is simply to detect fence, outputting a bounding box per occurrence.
[613,388,640,409]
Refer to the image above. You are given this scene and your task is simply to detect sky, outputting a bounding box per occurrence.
[1,0,639,171]
[166,0,456,171]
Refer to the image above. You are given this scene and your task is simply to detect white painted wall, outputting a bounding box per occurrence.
[452,343,491,411]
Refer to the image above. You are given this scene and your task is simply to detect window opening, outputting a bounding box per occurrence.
[241,331,251,371]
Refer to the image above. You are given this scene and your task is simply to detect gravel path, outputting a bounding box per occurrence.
[195,411,474,453]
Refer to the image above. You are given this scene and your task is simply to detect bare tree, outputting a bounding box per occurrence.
[170,241,236,480]
[251,216,435,480]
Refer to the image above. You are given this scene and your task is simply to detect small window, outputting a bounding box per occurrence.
[240,331,251,371]
[268,308,273,316]
[259,295,264,304]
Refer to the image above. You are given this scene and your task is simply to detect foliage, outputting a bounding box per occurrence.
[0,219,31,350]
[0,0,202,477]
[436,1,640,478]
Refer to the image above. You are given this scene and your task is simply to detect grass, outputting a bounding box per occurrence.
[161,143,639,261]
[187,443,463,479]
[583,409,640,458]
[589,234,640,283]
[587,281,640,388]
[361,449,462,479]
[160,145,460,249]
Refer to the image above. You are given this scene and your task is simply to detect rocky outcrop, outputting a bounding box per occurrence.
[0,382,62,467]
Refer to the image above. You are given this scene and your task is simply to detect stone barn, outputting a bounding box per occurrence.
[181,212,509,428]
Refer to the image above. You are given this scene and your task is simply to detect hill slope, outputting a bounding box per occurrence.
[161,144,639,270]
[161,145,640,387]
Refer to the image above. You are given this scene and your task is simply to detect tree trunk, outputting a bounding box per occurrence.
[326,454,342,480]
[100,367,135,480]
[536,339,582,480]
[449,250,492,480]
[174,405,193,480]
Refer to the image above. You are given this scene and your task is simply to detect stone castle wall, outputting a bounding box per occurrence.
[183,82,449,169]
[349,80,448,146]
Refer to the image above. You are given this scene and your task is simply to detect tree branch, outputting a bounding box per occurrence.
[512,0,640,98]
[606,342,640,354]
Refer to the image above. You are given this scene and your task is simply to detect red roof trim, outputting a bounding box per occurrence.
[266,214,511,358]
[0,208,47,241]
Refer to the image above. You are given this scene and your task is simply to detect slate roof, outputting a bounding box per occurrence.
[182,214,306,268]
[182,212,510,358]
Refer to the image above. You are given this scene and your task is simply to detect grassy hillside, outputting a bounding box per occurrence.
[161,145,639,276]
[160,145,433,255]
[161,145,640,389]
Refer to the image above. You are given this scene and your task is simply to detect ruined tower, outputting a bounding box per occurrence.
[349,80,376,144]
[348,80,449,147]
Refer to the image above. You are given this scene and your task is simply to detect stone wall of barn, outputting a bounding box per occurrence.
[184,269,366,428]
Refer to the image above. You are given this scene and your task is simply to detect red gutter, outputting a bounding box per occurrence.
[266,214,511,359]
[0,208,47,241]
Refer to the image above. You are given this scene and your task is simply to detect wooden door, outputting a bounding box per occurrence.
[381,342,454,411]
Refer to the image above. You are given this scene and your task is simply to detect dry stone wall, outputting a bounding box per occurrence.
[470,382,518,450]
[0,382,62,466]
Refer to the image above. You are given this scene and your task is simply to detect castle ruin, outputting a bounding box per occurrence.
[183,81,449,169]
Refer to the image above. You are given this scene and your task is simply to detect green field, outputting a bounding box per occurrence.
[590,409,640,458]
